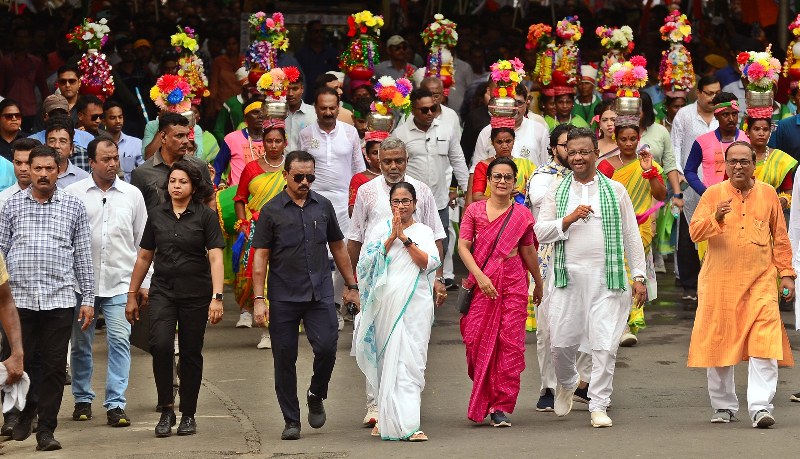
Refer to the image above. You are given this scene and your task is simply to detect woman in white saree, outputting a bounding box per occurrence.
[355,182,442,442]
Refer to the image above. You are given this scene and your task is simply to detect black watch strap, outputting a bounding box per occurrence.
[674,193,683,199]
[403,237,413,247]
[347,284,359,290]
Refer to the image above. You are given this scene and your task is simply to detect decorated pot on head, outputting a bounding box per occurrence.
[659,10,695,99]
[340,10,384,89]
[607,55,648,115]
[421,14,458,96]
[245,11,289,84]
[151,74,194,114]
[739,45,780,122]
[596,25,634,99]
[488,58,526,117]
[67,18,115,100]
[256,66,301,123]
[368,76,412,137]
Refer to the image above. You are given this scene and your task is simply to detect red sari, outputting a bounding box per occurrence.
[458,201,537,422]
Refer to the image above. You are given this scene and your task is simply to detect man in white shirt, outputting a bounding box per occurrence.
[0,138,38,209]
[286,77,317,152]
[347,137,447,427]
[102,100,143,182]
[472,84,549,169]
[64,137,148,428]
[299,87,362,328]
[391,87,470,258]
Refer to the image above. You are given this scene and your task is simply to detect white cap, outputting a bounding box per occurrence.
[326,71,345,83]
[580,64,598,84]
[235,67,248,84]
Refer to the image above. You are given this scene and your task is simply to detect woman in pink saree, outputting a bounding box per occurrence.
[458,157,544,427]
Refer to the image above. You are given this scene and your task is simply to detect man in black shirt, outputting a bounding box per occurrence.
[251,150,359,441]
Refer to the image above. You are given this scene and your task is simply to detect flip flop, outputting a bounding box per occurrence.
[408,431,428,442]
[371,425,380,437]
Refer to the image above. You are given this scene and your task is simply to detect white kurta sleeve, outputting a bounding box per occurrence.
[418,184,447,240]
[348,185,370,243]
[616,184,647,278]
[471,127,491,170]
[536,126,549,167]
[534,179,569,244]
[527,173,553,220]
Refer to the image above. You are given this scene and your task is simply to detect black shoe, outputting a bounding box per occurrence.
[31,413,38,433]
[790,391,800,402]
[176,415,196,436]
[35,431,62,451]
[490,411,511,427]
[444,278,457,291]
[72,402,92,421]
[64,369,71,385]
[11,409,34,441]
[573,386,591,404]
[281,421,301,440]
[2,408,19,436]
[536,388,555,412]
[154,410,176,437]
[107,407,131,427]
[306,391,326,429]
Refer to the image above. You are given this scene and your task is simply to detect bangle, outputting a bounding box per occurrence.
[127,291,137,295]
[253,295,266,300]
[641,168,660,180]
[233,219,248,231]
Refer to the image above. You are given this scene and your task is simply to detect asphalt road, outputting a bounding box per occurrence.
[2,263,800,458]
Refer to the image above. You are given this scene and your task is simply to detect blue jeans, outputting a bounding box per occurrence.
[71,294,131,409]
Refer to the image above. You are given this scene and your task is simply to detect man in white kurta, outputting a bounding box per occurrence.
[346,137,446,426]
[299,88,362,321]
[534,128,646,428]
[472,86,549,169]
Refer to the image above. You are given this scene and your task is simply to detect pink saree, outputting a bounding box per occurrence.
[459,201,537,422]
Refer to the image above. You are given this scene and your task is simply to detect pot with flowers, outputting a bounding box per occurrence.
[256,67,301,120]
[369,76,412,132]
[340,10,384,88]
[488,58,525,117]
[783,15,800,82]
[150,74,195,124]
[553,16,583,89]
[525,24,555,87]
[67,18,114,100]
[172,26,210,104]
[421,14,458,95]
[245,12,289,85]
[608,55,648,114]
[596,25,634,98]
[738,46,781,108]
[658,10,695,98]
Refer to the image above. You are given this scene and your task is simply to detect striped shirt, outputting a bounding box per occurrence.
[0,187,94,310]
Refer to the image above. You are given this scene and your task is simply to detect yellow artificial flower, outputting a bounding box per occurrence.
[498,87,508,97]
[375,102,388,115]
[510,72,521,83]
[149,86,160,101]
[678,25,691,37]
[498,60,512,70]
[365,17,377,27]
[258,72,273,89]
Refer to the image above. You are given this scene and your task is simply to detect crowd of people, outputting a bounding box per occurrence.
[0,0,799,451]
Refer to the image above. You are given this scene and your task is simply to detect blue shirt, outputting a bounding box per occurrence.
[117,132,144,182]
[768,115,800,161]
[0,157,14,192]
[29,129,95,172]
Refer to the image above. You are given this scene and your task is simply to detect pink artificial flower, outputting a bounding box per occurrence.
[747,62,766,80]
[510,57,525,72]
[632,66,647,80]
[255,12,265,18]
[266,18,275,28]
[273,12,284,23]
[630,55,647,67]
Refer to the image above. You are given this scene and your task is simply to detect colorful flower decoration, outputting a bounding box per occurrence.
[78,51,114,100]
[371,76,412,115]
[66,18,110,51]
[526,24,553,52]
[555,16,582,41]
[596,26,635,53]
[171,26,199,54]
[150,74,194,113]
[256,67,300,101]
[608,55,648,97]
[245,40,278,71]
[490,58,525,98]
[171,26,209,101]
[347,10,384,37]
[783,14,800,78]
[526,24,555,87]
[738,46,781,92]
[659,10,692,43]
[421,14,458,49]
[248,11,289,51]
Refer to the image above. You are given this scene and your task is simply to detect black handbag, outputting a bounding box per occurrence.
[456,206,514,314]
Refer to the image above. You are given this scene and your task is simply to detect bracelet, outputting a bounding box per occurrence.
[641,168,660,180]
[127,291,137,295]
[253,295,266,300]
[233,219,248,231]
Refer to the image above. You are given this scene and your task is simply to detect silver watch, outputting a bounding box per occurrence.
[632,276,646,284]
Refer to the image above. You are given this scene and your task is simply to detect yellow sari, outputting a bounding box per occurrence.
[611,159,664,334]
[755,148,797,200]
[481,157,536,197]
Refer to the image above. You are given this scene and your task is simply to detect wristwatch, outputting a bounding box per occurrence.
[673,193,683,199]
[436,277,446,284]
[632,276,646,284]
[347,284,359,291]
[212,293,224,301]
[402,237,414,247]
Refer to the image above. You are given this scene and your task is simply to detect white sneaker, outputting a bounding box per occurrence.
[257,332,271,349]
[236,311,253,328]
[653,255,666,273]
[363,403,378,427]
[554,385,575,417]
[591,410,613,428]
[620,332,638,347]
[337,309,344,331]
[174,334,179,355]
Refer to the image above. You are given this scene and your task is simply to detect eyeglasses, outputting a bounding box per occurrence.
[514,100,526,107]
[490,173,515,183]
[58,78,79,85]
[701,89,721,98]
[88,114,103,121]
[292,173,316,183]
[566,149,597,157]
[1,113,21,120]
[725,159,753,167]
[390,198,414,207]
[417,105,439,115]
[556,143,568,149]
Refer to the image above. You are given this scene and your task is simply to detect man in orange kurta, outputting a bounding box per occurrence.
[688,141,795,429]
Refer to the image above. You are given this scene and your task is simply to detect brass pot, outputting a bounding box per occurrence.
[745,89,773,108]
[367,112,394,132]
[488,96,517,118]
[615,96,641,115]
[261,101,288,119]
[180,110,196,128]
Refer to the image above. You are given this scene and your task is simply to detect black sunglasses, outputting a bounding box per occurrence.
[418,104,440,115]
[292,173,316,183]
[90,114,103,121]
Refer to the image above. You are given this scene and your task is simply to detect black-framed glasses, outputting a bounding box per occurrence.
[725,159,752,167]
[417,105,439,115]
[490,173,515,183]
[292,173,316,183]
[89,114,103,121]
[567,149,597,157]
[556,143,568,149]
[390,198,414,207]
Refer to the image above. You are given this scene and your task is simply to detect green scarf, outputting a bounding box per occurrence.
[553,171,627,291]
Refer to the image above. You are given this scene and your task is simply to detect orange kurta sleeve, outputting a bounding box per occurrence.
[689,186,725,243]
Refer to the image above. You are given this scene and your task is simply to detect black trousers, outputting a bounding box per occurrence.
[18,307,73,433]
[677,211,701,292]
[148,291,208,416]
[269,298,339,423]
